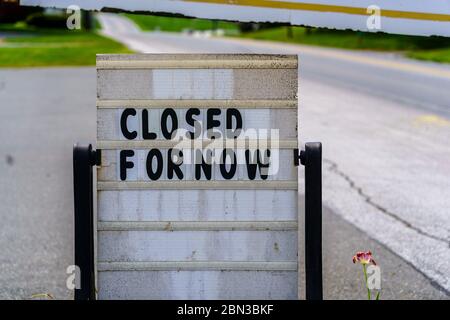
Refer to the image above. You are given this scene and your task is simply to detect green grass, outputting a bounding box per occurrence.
[122,13,450,64]
[238,26,450,63]
[239,26,450,51]
[0,25,132,67]
[407,48,450,63]
[123,13,238,33]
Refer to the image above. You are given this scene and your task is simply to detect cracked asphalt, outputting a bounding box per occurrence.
[323,159,447,244]
[301,80,450,293]
[0,13,449,299]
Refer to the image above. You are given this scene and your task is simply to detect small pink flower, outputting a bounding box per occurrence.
[352,251,377,265]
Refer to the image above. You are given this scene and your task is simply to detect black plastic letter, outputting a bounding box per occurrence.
[146,149,163,180]
[142,109,157,140]
[161,108,178,140]
[168,149,184,180]
[220,149,237,180]
[120,108,138,140]
[207,108,221,139]
[120,150,135,181]
[226,108,243,138]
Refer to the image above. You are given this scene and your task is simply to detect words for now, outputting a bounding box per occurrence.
[119,148,278,181]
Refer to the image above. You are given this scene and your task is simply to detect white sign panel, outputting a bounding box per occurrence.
[22,0,450,36]
[95,54,299,299]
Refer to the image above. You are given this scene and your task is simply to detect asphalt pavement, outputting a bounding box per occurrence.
[0,13,449,299]
[0,67,96,299]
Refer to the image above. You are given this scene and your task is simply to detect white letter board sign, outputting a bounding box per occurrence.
[96,54,299,299]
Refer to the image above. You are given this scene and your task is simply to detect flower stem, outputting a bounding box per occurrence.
[363,264,371,300]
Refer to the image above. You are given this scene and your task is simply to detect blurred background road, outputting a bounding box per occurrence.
[0,9,449,299]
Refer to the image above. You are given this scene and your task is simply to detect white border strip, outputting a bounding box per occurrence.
[97,181,298,190]
[98,221,298,231]
[97,261,298,271]
[97,59,298,69]
[96,99,298,109]
[97,139,298,149]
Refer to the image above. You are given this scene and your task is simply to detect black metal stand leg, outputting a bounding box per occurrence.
[301,142,323,300]
[73,144,96,300]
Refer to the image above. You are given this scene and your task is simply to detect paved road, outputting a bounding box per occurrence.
[99,14,450,294]
[0,13,448,299]
[0,67,96,299]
